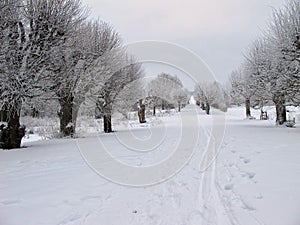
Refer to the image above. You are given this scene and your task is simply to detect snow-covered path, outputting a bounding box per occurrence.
[215,118,300,225]
[1,106,300,225]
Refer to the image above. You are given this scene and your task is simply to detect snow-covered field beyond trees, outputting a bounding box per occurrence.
[1,106,300,225]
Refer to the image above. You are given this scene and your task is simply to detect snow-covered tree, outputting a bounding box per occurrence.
[114,78,145,119]
[172,87,189,112]
[48,20,122,137]
[267,0,300,123]
[194,82,227,115]
[231,0,300,124]
[146,73,186,114]
[0,0,86,148]
[147,78,162,116]
[230,64,259,118]
[95,62,144,133]
[270,0,300,103]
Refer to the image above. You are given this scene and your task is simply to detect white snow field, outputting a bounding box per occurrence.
[1,105,300,225]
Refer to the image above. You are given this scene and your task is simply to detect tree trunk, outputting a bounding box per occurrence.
[72,102,81,132]
[200,102,205,110]
[103,114,112,133]
[205,102,210,115]
[162,100,165,110]
[273,92,286,125]
[245,98,251,118]
[153,105,156,116]
[58,95,75,137]
[138,99,146,123]
[0,104,8,122]
[0,105,25,149]
[178,102,181,112]
[31,107,39,118]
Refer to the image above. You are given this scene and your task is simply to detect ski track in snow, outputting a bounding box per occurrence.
[1,106,300,225]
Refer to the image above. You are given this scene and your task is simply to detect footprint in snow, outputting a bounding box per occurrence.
[241,172,256,179]
[227,162,234,167]
[241,200,256,211]
[243,158,251,164]
[254,193,263,199]
[59,213,82,225]
[0,199,21,205]
[240,156,251,164]
[247,172,256,179]
[224,183,234,191]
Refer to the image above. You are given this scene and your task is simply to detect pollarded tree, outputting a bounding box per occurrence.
[147,78,162,116]
[96,62,144,133]
[114,78,145,119]
[230,64,259,118]
[246,1,300,125]
[147,73,185,113]
[246,38,288,124]
[48,20,122,137]
[230,0,300,124]
[268,0,300,109]
[0,0,86,148]
[157,73,183,109]
[172,87,189,112]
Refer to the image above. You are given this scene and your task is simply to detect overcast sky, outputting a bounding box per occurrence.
[82,0,286,88]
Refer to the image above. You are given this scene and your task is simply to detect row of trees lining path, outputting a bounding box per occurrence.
[230,0,300,124]
[0,1,190,150]
[0,0,146,149]
[96,73,190,134]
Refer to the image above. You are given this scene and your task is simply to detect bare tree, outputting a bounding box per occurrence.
[146,73,186,113]
[0,0,86,148]
[114,78,145,119]
[48,20,122,137]
[194,82,226,115]
[231,0,300,125]
[172,88,189,112]
[268,0,300,123]
[230,64,259,118]
[96,62,144,133]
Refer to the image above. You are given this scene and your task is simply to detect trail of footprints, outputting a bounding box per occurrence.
[221,138,264,215]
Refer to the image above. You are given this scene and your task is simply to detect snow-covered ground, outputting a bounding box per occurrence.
[1,105,300,225]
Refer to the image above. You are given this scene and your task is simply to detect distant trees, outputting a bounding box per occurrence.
[230,0,300,124]
[172,87,189,112]
[95,62,144,133]
[146,73,189,114]
[194,82,227,115]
